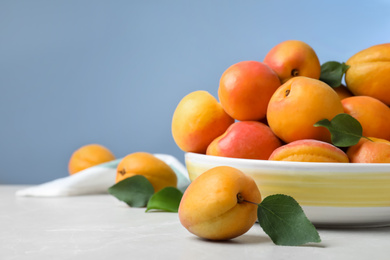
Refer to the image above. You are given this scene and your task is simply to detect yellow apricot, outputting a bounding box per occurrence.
[345,43,390,105]
[172,90,234,154]
[179,166,261,240]
[269,139,349,163]
[116,152,177,192]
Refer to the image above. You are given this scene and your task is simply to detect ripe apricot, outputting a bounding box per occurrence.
[269,139,349,163]
[266,77,344,143]
[345,43,390,105]
[334,84,353,100]
[218,61,281,121]
[179,166,261,240]
[342,96,390,141]
[68,144,116,175]
[206,121,282,160]
[172,90,234,154]
[116,152,177,192]
[263,40,321,83]
[347,137,390,163]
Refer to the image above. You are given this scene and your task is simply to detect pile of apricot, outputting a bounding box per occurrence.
[172,40,390,163]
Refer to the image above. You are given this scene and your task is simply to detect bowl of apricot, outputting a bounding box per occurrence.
[184,152,390,228]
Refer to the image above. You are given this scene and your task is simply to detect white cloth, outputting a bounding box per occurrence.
[16,154,190,197]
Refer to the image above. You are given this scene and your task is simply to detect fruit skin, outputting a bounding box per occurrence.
[269,139,349,163]
[178,166,261,241]
[334,84,353,100]
[172,90,234,154]
[68,144,116,175]
[345,43,390,106]
[116,152,177,192]
[218,61,281,121]
[206,121,282,160]
[263,40,321,83]
[347,137,390,163]
[266,76,344,144]
[342,96,390,141]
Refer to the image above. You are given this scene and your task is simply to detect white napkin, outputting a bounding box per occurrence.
[16,154,191,197]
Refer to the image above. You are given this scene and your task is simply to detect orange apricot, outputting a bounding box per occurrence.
[218,61,281,121]
[334,84,353,100]
[68,144,116,175]
[342,96,390,141]
[116,152,177,192]
[347,137,390,163]
[172,90,234,154]
[263,40,321,83]
[206,121,282,160]
[266,77,344,143]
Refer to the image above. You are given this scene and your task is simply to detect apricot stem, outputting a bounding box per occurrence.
[285,89,290,97]
[118,168,126,176]
[291,69,299,77]
[237,193,258,205]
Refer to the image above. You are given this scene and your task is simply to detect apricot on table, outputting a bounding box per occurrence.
[116,152,177,192]
[269,139,349,163]
[172,90,234,154]
[68,144,116,175]
[342,96,390,141]
[263,40,321,83]
[266,76,344,144]
[345,43,390,105]
[206,121,282,160]
[218,61,281,121]
[178,166,261,240]
[347,137,390,163]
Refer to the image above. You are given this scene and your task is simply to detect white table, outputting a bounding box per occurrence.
[1,185,390,260]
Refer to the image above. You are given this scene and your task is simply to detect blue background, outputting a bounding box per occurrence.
[1,0,390,184]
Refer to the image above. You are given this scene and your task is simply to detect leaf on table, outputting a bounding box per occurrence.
[108,175,154,207]
[258,194,321,246]
[314,113,363,147]
[319,61,350,87]
[146,187,183,213]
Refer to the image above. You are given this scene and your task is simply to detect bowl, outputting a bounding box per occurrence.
[185,152,390,228]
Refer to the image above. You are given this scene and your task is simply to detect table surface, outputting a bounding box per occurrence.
[2,185,390,260]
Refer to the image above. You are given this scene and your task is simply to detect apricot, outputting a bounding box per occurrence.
[342,96,390,141]
[341,96,390,140]
[263,40,321,83]
[172,90,234,154]
[334,84,353,100]
[178,166,261,240]
[345,43,390,105]
[206,121,282,160]
[269,139,349,163]
[116,152,177,192]
[266,76,344,143]
[218,61,281,121]
[347,137,390,163]
[68,144,116,175]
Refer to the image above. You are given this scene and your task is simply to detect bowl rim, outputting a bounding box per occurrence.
[185,152,390,173]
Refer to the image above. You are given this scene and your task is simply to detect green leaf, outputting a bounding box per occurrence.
[258,194,321,246]
[146,187,183,212]
[319,61,350,87]
[314,113,363,147]
[108,175,154,207]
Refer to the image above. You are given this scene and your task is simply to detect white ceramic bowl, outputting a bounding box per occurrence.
[185,152,390,227]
